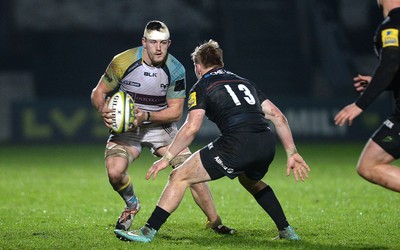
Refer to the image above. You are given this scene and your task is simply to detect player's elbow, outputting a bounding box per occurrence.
[170,111,183,122]
[90,89,103,112]
[271,113,289,128]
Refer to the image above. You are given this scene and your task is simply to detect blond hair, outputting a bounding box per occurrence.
[191,39,223,68]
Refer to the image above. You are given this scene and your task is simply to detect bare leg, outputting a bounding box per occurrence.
[158,153,212,213]
[189,182,219,224]
[356,139,400,192]
[105,142,139,191]
[105,142,141,230]
[238,174,268,195]
[157,147,219,225]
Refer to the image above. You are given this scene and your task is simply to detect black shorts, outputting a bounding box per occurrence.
[199,131,276,180]
[371,117,400,159]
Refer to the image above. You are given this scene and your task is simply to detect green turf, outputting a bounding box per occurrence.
[0,142,399,249]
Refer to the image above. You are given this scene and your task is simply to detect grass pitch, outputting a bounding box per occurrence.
[0,142,399,249]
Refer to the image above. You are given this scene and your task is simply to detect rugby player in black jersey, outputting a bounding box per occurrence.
[335,0,400,192]
[114,39,310,243]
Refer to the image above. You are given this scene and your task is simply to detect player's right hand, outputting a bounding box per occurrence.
[146,158,170,180]
[101,97,114,128]
[286,153,310,182]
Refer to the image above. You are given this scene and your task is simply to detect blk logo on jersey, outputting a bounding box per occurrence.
[144,72,157,77]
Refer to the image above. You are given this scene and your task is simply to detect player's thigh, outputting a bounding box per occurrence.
[105,141,140,173]
[171,152,211,184]
[358,139,395,168]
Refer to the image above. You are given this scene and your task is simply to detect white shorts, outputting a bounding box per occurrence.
[107,123,178,154]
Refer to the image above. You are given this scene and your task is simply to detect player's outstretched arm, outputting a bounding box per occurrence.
[146,109,205,180]
[261,99,310,181]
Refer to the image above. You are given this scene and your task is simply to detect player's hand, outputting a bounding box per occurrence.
[146,158,170,180]
[334,103,363,126]
[286,153,310,182]
[101,97,114,128]
[132,108,148,128]
[353,74,371,92]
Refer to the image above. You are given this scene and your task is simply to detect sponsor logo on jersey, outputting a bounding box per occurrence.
[121,80,141,87]
[382,136,393,143]
[144,72,157,77]
[382,28,399,47]
[160,83,169,89]
[213,156,234,174]
[383,119,394,129]
[188,92,197,109]
[160,83,169,94]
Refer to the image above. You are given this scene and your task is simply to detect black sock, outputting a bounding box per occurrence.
[254,185,289,231]
[145,206,171,231]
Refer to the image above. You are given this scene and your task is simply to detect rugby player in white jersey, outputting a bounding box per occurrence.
[91,20,234,237]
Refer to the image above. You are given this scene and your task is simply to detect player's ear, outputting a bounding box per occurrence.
[142,37,147,48]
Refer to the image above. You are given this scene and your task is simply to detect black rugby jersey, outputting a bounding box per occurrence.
[188,67,270,133]
[356,7,400,117]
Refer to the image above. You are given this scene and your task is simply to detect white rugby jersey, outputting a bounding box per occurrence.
[101,46,186,112]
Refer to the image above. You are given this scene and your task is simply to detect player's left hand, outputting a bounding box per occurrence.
[131,108,147,129]
[286,153,310,182]
[146,158,170,180]
[334,103,363,126]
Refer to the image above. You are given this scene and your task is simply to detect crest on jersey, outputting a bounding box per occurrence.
[188,92,197,109]
[382,29,399,47]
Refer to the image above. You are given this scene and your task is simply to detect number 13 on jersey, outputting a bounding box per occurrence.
[224,84,256,106]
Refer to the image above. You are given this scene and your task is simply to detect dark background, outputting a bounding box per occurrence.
[0,0,389,143]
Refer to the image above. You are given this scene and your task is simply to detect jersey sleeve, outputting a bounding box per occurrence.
[100,49,138,91]
[188,82,206,111]
[250,80,267,103]
[166,54,186,99]
[256,87,267,103]
[356,28,400,110]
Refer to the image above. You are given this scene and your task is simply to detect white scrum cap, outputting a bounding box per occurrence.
[143,20,170,40]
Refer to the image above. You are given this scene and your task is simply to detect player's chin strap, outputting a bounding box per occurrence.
[170,152,192,169]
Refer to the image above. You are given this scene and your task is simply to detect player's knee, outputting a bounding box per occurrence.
[356,163,373,180]
[106,166,124,186]
[238,174,262,194]
[169,168,190,186]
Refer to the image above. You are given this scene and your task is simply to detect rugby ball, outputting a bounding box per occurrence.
[108,91,135,133]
